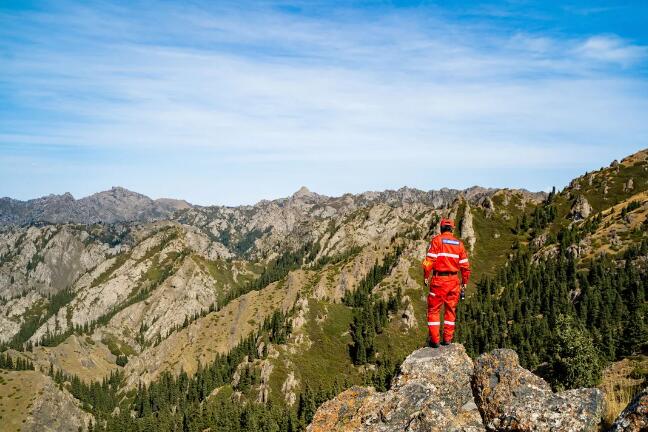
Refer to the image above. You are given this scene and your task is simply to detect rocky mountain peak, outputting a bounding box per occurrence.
[90,186,152,202]
[292,186,316,199]
[107,186,143,196]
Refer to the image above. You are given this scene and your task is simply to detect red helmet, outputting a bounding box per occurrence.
[440,218,455,228]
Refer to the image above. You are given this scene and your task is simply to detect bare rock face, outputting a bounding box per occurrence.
[25,375,95,432]
[570,178,582,191]
[471,349,604,431]
[570,195,593,221]
[461,204,476,252]
[400,297,417,329]
[256,359,274,404]
[609,386,648,432]
[0,225,112,299]
[531,233,549,250]
[0,291,42,342]
[282,370,300,406]
[1,370,94,432]
[480,196,495,218]
[100,255,220,348]
[308,345,484,432]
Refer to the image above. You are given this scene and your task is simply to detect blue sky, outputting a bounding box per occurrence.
[1,1,647,205]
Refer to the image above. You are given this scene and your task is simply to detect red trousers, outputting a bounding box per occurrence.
[427,276,460,344]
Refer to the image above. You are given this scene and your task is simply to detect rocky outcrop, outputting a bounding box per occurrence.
[0,370,94,432]
[0,225,113,299]
[472,349,604,431]
[308,345,605,432]
[100,255,221,347]
[282,370,300,406]
[570,195,593,221]
[24,373,95,432]
[609,386,648,432]
[308,345,484,431]
[256,359,274,404]
[461,204,476,252]
[400,296,417,329]
[480,196,495,218]
[0,291,42,342]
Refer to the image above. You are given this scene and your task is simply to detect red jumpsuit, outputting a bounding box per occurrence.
[421,232,471,344]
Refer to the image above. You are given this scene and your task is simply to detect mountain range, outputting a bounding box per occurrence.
[0,187,191,226]
[0,148,646,432]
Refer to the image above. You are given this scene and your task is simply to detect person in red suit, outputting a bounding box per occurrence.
[421,218,471,347]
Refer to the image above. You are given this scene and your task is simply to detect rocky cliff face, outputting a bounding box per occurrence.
[308,344,608,432]
[0,369,93,432]
[0,224,115,298]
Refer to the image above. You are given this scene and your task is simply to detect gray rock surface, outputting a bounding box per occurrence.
[472,349,604,431]
[307,345,606,432]
[570,195,593,221]
[460,203,476,252]
[308,344,484,432]
[609,386,648,432]
[24,376,94,432]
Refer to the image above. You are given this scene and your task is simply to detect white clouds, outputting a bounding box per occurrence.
[576,35,647,66]
[1,2,647,203]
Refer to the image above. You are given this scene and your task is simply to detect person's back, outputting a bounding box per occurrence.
[421,218,471,347]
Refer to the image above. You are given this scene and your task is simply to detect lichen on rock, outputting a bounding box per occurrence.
[308,344,484,432]
[308,344,608,432]
[471,349,604,432]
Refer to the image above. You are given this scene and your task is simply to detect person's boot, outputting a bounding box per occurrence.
[427,338,440,348]
[441,340,451,346]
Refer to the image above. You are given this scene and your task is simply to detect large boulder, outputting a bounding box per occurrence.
[472,349,604,431]
[307,344,484,432]
[570,195,592,221]
[609,386,648,431]
[308,345,607,432]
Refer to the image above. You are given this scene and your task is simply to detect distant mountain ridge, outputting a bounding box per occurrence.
[0,187,191,226]
[0,184,545,227]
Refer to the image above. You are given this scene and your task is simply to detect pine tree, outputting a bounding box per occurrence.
[548,315,602,390]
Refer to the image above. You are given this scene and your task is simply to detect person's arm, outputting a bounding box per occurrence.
[421,240,437,286]
[458,243,471,287]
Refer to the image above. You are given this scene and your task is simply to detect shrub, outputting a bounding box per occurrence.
[549,315,602,390]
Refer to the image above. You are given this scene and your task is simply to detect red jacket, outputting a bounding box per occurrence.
[422,232,471,285]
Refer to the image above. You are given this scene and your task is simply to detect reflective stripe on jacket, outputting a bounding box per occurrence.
[422,232,471,285]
